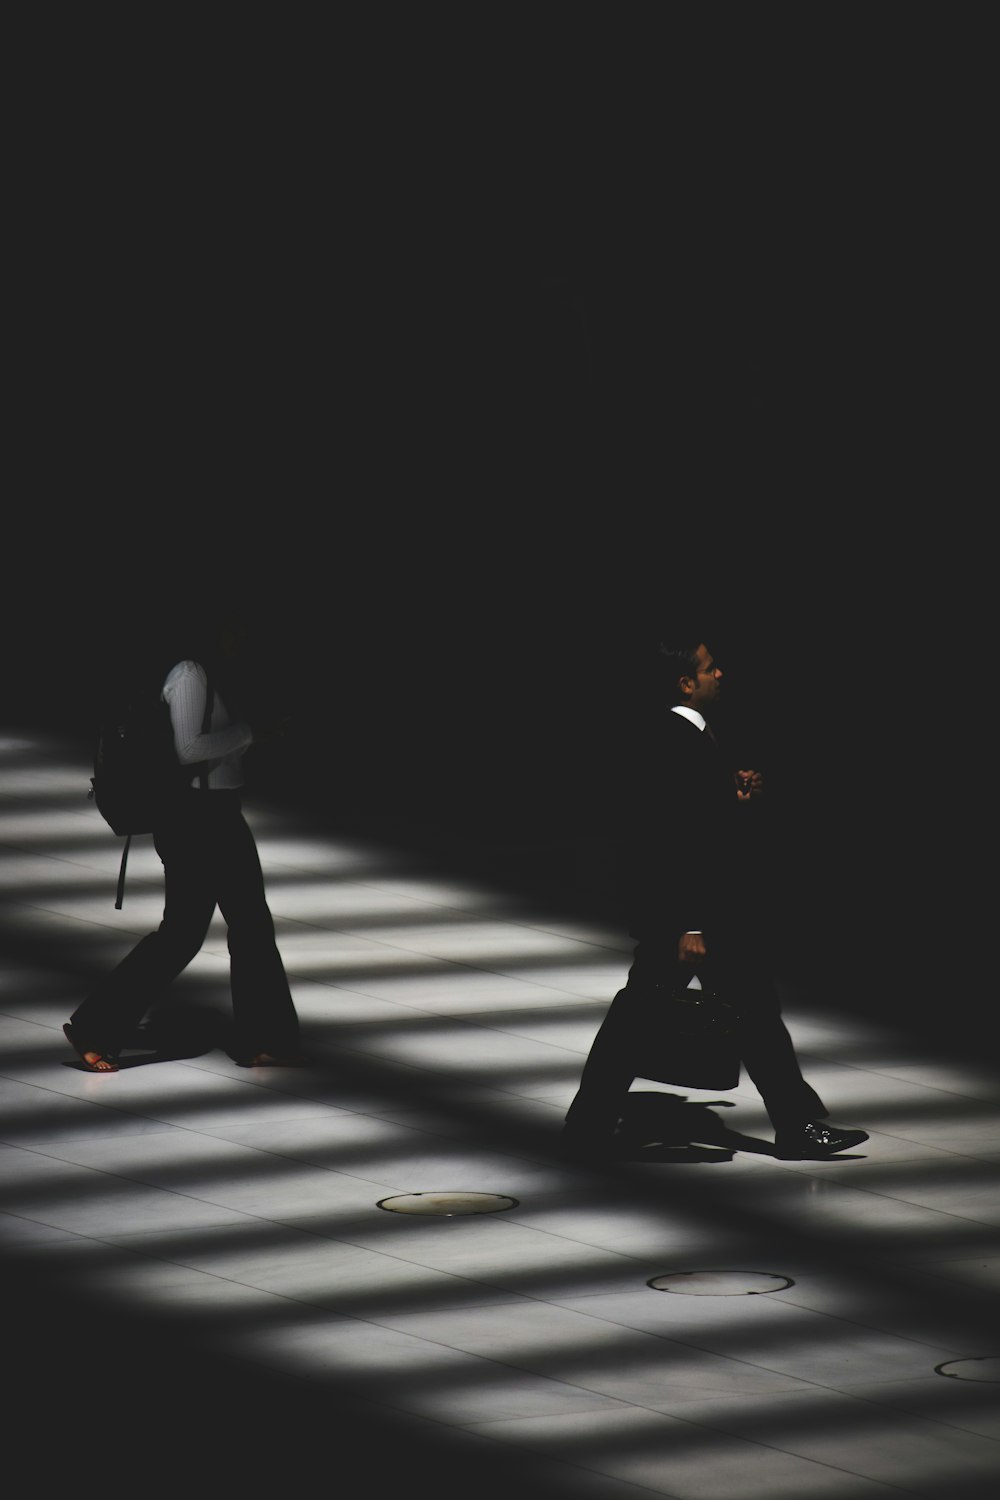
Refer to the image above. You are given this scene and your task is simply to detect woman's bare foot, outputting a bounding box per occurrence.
[63,1023,119,1073]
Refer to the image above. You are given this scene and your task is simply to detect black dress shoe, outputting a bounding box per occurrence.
[775,1121,869,1159]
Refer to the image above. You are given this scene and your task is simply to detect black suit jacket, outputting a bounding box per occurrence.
[617,707,758,944]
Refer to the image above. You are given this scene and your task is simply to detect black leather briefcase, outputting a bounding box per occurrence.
[633,983,742,1090]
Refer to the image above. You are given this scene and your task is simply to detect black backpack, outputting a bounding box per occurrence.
[89,669,213,908]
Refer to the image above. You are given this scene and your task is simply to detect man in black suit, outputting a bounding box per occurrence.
[563,636,868,1161]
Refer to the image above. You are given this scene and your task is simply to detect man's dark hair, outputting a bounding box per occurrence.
[654,639,705,703]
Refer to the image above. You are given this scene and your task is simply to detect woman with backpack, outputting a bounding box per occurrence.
[63,602,300,1072]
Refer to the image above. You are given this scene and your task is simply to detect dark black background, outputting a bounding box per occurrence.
[7,14,991,1043]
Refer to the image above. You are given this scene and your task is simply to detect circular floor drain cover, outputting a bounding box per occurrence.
[648,1270,793,1296]
[936,1357,1000,1383]
[377,1192,519,1216]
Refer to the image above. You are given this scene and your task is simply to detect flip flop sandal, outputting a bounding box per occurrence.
[63,1023,119,1073]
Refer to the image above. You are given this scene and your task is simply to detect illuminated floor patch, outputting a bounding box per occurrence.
[648,1270,793,1295]
[377,1191,519,1216]
[936,1356,1000,1382]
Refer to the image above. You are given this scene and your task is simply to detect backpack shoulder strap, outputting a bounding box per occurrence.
[114,835,131,910]
[195,675,214,791]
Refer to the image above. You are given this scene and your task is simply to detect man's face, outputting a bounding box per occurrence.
[683,642,722,711]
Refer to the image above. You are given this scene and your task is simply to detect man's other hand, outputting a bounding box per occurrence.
[736,770,763,801]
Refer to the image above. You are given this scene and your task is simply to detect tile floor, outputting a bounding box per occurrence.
[2,729,999,1498]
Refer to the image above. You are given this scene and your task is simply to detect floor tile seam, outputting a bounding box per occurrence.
[714,1143,981,1174]
[510,1173,1000,1286]
[0,931,618,1011]
[194,1110,577,1170]
[0,861,623,955]
[776,1171,1000,1226]
[0,1048,272,1125]
[0,916,234,968]
[291,993,602,1035]
[0,838,104,866]
[0,1101,364,1149]
[289,966,614,1008]
[0,1058,338,1108]
[0,822,112,846]
[0,1136,406,1217]
[2,849,599,958]
[857,1138,1000,1163]
[0,1199,252,1245]
[469,1401,907,1488]
[759,1290,993,1359]
[0,893,180,937]
[556,1246,1000,1317]
[286,980,607,1035]
[0,802,102,822]
[792,1053,1000,1106]
[260,1036,546,1097]
[400,1420,692,1500]
[297,1295,916,1392]
[752,1138,993,1187]
[0,1125,180,1153]
[438,1289,974,1382]
[469,1392,1000,1485]
[185,1048,578,1115]
[242,1306,853,1419]
[767,1146,995,1182]
[2,1127,605,1221]
[0,1057,355,1115]
[186,1097,572,1155]
[175,1339,542,1458]
[227,1372,668,1498]
[296,1032,596,1089]
[269,902,627,952]
[0,1022,360,1109]
[0,1123,393,1185]
[821,1139,994,1165]
[906,1259,1000,1295]
[300,1004,618,1059]
[277,896,633,953]
[709,1175,1000,1233]
[616,1366,1000,1440]
[97,1206,839,1326]
[765,1378,1000,1446]
[0,1206,123,1246]
[0,842,154,884]
[131,1110,573,1175]
[38,1228,560,1318]
[20,1226,823,1402]
[0,864,167,894]
[0,1207,243,1257]
[97,1204,653,1265]
[367,1331,998,1485]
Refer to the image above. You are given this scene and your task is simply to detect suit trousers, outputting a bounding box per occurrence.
[564,935,826,1140]
[72,791,299,1060]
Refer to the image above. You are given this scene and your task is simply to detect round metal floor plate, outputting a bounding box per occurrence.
[648,1270,793,1296]
[377,1191,519,1216]
[936,1356,1000,1383]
